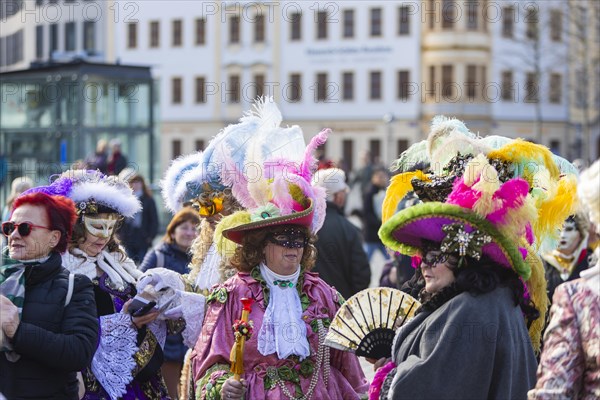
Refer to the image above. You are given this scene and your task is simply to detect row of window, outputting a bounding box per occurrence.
[0,30,23,67]
[125,6,413,49]
[35,21,96,59]
[501,6,563,41]
[168,69,563,105]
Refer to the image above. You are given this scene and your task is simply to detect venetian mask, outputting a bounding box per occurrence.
[83,214,119,238]
[557,220,582,255]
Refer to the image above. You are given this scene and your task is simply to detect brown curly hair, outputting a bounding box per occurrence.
[230,225,317,273]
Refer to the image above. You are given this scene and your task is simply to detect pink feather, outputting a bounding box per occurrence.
[446,177,481,209]
[486,179,529,224]
[300,129,329,180]
[369,361,396,400]
[271,176,296,215]
[218,144,257,209]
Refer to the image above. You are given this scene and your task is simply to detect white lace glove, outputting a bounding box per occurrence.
[136,268,185,293]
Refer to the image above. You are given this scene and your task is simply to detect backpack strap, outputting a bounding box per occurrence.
[155,249,165,269]
[65,273,75,307]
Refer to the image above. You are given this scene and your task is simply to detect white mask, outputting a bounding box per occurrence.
[83,215,119,238]
[557,220,582,255]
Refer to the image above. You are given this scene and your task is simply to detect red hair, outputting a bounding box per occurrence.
[13,192,77,253]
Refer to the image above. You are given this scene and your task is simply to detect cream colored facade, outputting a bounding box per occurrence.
[2,0,594,177]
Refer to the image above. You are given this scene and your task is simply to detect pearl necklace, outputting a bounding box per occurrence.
[266,319,330,400]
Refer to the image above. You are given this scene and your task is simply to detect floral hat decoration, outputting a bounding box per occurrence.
[378,116,579,352]
[215,98,328,246]
[23,169,141,218]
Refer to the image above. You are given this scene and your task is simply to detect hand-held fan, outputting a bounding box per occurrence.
[325,287,420,359]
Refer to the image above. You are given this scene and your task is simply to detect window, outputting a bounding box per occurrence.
[467,1,478,30]
[370,8,382,37]
[343,72,354,101]
[397,70,410,100]
[195,18,206,45]
[172,140,182,159]
[228,74,240,103]
[172,19,182,47]
[525,72,538,103]
[550,10,562,41]
[317,11,327,39]
[195,76,206,103]
[36,25,44,58]
[254,73,265,98]
[254,14,265,43]
[195,140,205,151]
[127,23,137,49]
[83,21,96,52]
[526,6,538,40]
[466,64,477,100]
[501,71,514,101]
[397,139,409,157]
[549,73,561,104]
[289,73,302,102]
[480,65,487,97]
[502,7,514,38]
[172,77,182,104]
[290,12,301,40]
[2,29,24,66]
[427,0,435,29]
[229,15,240,44]
[50,23,58,54]
[442,65,453,98]
[442,0,456,29]
[369,140,381,163]
[428,65,436,98]
[398,6,410,35]
[316,72,328,101]
[343,9,354,38]
[150,21,160,48]
[370,71,382,100]
[343,140,354,171]
[65,22,75,51]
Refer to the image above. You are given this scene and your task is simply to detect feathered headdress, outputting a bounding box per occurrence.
[379,116,580,353]
[23,170,141,218]
[216,98,328,245]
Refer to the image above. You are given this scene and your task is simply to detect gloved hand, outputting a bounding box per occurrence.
[136,268,185,293]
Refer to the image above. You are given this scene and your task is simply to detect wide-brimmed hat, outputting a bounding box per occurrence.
[214,98,328,248]
[23,170,141,218]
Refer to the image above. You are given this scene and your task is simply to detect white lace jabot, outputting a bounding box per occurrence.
[257,263,310,360]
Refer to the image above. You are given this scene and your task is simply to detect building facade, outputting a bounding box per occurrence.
[2,0,598,179]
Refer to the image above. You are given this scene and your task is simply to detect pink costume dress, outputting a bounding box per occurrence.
[191,268,368,399]
[528,267,600,399]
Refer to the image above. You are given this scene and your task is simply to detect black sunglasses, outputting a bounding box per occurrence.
[2,221,51,237]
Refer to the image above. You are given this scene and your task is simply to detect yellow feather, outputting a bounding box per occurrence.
[488,140,560,180]
[523,244,548,355]
[382,171,429,223]
[534,175,578,246]
[214,210,251,257]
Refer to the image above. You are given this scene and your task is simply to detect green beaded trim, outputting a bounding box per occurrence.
[273,279,294,288]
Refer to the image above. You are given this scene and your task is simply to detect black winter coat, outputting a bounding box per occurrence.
[0,253,98,400]
[313,202,371,299]
[118,193,159,258]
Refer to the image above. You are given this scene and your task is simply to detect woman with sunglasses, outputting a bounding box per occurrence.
[25,170,176,399]
[0,192,98,399]
[190,104,368,400]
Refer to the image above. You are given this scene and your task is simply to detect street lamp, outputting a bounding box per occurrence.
[383,113,395,166]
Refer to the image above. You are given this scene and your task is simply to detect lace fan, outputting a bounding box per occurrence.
[325,287,420,359]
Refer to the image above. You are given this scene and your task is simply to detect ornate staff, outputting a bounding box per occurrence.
[230,297,254,380]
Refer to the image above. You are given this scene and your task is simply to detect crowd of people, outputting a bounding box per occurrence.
[1,99,598,400]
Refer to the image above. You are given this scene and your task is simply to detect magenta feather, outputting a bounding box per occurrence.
[446,178,481,209]
[299,129,329,180]
[486,179,529,224]
[217,144,257,209]
[369,361,396,400]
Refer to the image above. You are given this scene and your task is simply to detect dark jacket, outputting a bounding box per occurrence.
[0,253,98,400]
[119,193,159,263]
[313,202,370,299]
[140,242,191,362]
[362,184,385,243]
[388,287,537,399]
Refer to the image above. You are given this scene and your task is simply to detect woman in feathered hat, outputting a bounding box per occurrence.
[26,170,205,399]
[190,101,368,400]
[369,117,579,399]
